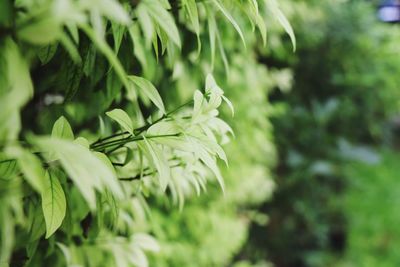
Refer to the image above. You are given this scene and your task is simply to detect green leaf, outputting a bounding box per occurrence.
[106,108,134,135]
[147,121,181,136]
[128,76,165,114]
[207,14,229,73]
[0,0,12,27]
[182,0,200,35]
[74,137,90,148]
[52,116,74,140]
[155,25,169,55]
[269,0,296,51]
[136,4,155,46]
[0,156,18,180]
[123,147,134,165]
[56,243,73,265]
[192,90,204,119]
[211,0,246,47]
[93,152,123,197]
[28,203,46,241]
[62,59,83,101]
[190,137,225,192]
[246,1,267,46]
[207,13,217,69]
[221,95,234,116]
[112,22,125,53]
[182,0,201,52]
[142,137,170,191]
[59,33,82,64]
[106,69,123,102]
[0,38,33,140]
[132,233,160,252]
[80,24,129,88]
[142,0,181,48]
[17,17,61,45]
[37,43,58,65]
[98,0,130,24]
[33,137,122,209]
[83,44,97,77]
[205,74,224,95]
[6,147,46,194]
[65,23,79,44]
[128,25,148,72]
[41,169,66,238]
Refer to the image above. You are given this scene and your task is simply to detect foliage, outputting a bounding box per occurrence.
[243,1,400,266]
[149,47,281,267]
[338,150,400,267]
[0,0,294,266]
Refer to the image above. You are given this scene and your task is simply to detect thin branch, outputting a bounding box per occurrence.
[91,133,182,151]
[91,131,130,147]
[119,162,183,181]
[111,162,125,167]
[90,98,194,150]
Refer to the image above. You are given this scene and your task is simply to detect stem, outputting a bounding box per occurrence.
[105,143,126,155]
[92,133,181,151]
[111,162,125,167]
[91,131,129,147]
[167,99,194,116]
[119,162,183,181]
[133,115,167,135]
[90,98,195,149]
[129,99,194,135]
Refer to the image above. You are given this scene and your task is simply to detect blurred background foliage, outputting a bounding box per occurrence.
[239,0,400,267]
[339,150,400,267]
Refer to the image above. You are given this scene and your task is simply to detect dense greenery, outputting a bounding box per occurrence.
[339,150,400,267]
[149,52,280,267]
[244,1,400,266]
[0,0,295,266]
[3,0,399,266]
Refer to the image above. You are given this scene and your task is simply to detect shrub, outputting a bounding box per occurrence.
[0,0,293,266]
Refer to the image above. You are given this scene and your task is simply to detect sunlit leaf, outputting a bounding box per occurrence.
[93,151,123,197]
[190,138,225,192]
[128,76,165,114]
[52,116,74,140]
[147,121,181,135]
[142,0,181,48]
[33,137,122,209]
[132,233,160,252]
[106,108,134,135]
[142,137,170,191]
[211,0,246,47]
[17,17,61,45]
[41,169,66,238]
[74,137,90,148]
[268,0,296,51]
[98,0,130,24]
[0,38,33,140]
[6,147,46,194]
[136,4,155,46]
